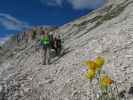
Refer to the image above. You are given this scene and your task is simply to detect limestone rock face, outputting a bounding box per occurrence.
[1,0,133,100]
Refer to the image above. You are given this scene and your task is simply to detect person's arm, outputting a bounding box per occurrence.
[59,33,64,43]
[39,37,44,45]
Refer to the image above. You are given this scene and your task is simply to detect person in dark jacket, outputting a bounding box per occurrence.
[53,31,62,56]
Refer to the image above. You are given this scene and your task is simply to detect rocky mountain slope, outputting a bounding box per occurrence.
[0,0,133,100]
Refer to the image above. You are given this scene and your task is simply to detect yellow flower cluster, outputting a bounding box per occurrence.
[100,74,113,88]
[83,56,105,80]
[85,69,96,80]
[82,56,114,97]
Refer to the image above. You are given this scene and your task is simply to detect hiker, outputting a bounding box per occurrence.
[16,33,23,43]
[28,30,33,43]
[16,33,20,43]
[20,32,24,41]
[22,32,25,41]
[40,30,51,65]
[49,31,54,49]
[53,31,62,56]
[32,30,37,40]
[24,32,29,43]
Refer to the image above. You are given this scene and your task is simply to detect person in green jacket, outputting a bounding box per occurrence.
[40,30,51,65]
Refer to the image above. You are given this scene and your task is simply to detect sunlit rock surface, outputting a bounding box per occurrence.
[0,0,133,99]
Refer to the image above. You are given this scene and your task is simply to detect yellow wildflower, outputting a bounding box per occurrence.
[108,79,113,85]
[84,60,98,71]
[85,70,96,80]
[95,56,105,69]
[100,74,113,87]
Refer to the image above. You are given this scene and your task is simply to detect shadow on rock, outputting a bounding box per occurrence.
[51,47,73,64]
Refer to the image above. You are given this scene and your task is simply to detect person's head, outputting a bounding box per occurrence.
[54,31,60,38]
[42,30,48,35]
[49,31,52,35]
[41,30,44,35]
